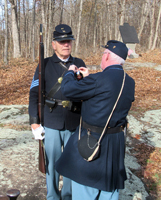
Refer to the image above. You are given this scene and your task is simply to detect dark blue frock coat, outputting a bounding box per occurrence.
[56,65,135,192]
[28,53,86,130]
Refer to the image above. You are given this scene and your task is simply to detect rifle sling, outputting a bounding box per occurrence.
[46,81,62,99]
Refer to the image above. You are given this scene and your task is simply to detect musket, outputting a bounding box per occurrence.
[38,24,46,174]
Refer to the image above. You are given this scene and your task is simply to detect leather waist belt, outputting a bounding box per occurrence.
[45,97,71,108]
[82,121,124,134]
[55,99,71,107]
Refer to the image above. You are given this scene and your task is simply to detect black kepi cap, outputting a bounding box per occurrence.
[53,24,75,41]
[102,40,128,60]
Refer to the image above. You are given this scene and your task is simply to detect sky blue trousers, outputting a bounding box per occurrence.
[44,127,73,200]
[72,181,119,200]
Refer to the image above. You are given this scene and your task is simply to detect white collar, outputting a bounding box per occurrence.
[58,56,70,62]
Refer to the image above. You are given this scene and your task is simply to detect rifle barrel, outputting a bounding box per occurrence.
[39,24,45,126]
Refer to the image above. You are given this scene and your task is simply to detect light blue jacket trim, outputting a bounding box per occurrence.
[30,77,39,89]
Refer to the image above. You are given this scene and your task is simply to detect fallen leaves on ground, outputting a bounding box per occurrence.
[0,58,37,105]
[128,67,161,112]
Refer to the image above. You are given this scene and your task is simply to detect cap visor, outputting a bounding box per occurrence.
[101,45,106,48]
[54,38,75,41]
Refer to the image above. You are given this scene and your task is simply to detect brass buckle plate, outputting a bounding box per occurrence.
[62,100,70,108]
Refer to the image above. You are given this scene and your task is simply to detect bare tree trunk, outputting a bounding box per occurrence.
[138,0,150,40]
[41,0,47,57]
[106,0,111,41]
[93,0,97,52]
[114,1,118,40]
[8,26,12,59]
[148,0,156,49]
[69,0,73,27]
[119,0,126,25]
[118,0,126,41]
[75,0,83,54]
[9,0,21,58]
[151,2,161,50]
[32,0,36,61]
[59,0,64,24]
[25,0,29,58]
[28,19,32,58]
[47,0,52,57]
[86,3,94,45]
[99,5,103,47]
[17,0,20,52]
[4,0,8,64]
[22,0,26,57]
[47,0,55,57]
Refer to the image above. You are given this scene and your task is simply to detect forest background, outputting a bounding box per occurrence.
[0,0,161,63]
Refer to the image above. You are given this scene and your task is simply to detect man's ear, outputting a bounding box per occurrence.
[105,52,109,61]
[52,41,56,50]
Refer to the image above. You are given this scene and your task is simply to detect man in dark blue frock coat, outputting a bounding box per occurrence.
[56,40,135,200]
[29,24,86,200]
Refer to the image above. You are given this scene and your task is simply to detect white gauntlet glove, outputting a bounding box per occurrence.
[32,124,45,140]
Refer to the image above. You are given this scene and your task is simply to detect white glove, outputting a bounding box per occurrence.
[32,124,45,140]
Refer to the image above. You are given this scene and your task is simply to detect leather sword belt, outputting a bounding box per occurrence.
[82,121,124,134]
[45,97,72,111]
[56,99,71,107]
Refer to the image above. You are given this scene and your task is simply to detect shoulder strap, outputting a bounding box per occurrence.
[46,58,75,99]
[97,71,126,143]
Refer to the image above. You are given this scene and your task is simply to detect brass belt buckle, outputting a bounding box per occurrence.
[62,100,70,108]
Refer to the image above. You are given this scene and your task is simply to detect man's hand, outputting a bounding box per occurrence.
[69,64,78,73]
[79,67,89,77]
[31,124,45,140]
[31,124,41,130]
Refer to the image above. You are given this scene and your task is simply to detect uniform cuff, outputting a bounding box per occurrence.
[29,116,40,125]
[64,70,75,77]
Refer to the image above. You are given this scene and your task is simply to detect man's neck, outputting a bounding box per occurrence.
[107,60,121,66]
[55,53,70,62]
[102,61,121,70]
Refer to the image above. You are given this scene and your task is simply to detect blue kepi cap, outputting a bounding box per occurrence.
[102,40,128,60]
[53,24,75,41]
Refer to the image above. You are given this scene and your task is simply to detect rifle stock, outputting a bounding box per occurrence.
[38,24,46,174]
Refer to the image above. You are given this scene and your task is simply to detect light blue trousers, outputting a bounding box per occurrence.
[72,181,119,200]
[44,127,73,200]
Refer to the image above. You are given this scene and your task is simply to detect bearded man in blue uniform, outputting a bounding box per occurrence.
[28,24,86,200]
[56,40,135,200]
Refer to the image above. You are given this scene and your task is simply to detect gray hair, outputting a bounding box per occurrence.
[107,50,125,65]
